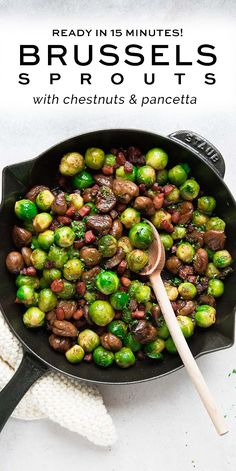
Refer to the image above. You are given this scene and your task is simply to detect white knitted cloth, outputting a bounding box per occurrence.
[0,312,117,447]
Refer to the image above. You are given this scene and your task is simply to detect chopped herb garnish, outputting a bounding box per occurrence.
[171,277,182,287]
[122,308,132,324]
[86,280,95,291]
[71,220,86,239]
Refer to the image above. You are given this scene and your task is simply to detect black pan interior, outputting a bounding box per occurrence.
[0,129,235,384]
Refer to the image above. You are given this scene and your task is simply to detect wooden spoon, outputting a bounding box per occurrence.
[141,219,228,435]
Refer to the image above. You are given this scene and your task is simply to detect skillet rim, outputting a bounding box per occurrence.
[0,127,235,385]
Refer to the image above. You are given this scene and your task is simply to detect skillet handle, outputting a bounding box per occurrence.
[0,351,48,432]
[168,130,225,178]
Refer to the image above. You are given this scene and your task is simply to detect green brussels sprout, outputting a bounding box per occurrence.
[165,187,180,203]
[180,179,200,201]
[159,233,173,251]
[108,320,128,340]
[156,319,170,339]
[117,236,133,254]
[207,279,224,297]
[206,217,226,231]
[114,347,135,368]
[116,165,137,182]
[72,171,94,190]
[168,165,188,186]
[156,169,168,185]
[127,249,149,272]
[192,210,209,228]
[54,226,75,248]
[129,280,142,298]
[63,258,83,281]
[89,300,115,326]
[84,291,97,304]
[110,291,129,310]
[16,285,37,306]
[38,230,54,250]
[48,245,69,268]
[165,283,179,301]
[177,315,195,338]
[172,226,187,240]
[197,196,216,215]
[30,248,47,270]
[213,250,232,268]
[67,193,84,210]
[195,305,216,328]
[15,274,40,289]
[96,271,119,295]
[59,152,84,176]
[120,208,140,229]
[134,285,151,303]
[104,153,116,166]
[151,210,172,229]
[15,199,38,220]
[123,333,141,352]
[145,148,168,170]
[65,345,85,363]
[176,242,195,263]
[144,337,165,359]
[165,337,177,354]
[85,147,105,170]
[136,165,156,187]
[93,346,114,367]
[38,288,57,312]
[129,222,153,249]
[206,263,220,279]
[78,329,100,352]
[36,190,54,211]
[57,280,76,299]
[43,268,62,283]
[98,235,118,258]
[33,213,53,233]
[23,307,45,328]
[178,282,197,300]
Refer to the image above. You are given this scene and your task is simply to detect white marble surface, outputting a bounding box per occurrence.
[1,1,236,470]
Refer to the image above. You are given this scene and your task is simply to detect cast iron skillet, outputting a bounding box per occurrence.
[0,129,235,432]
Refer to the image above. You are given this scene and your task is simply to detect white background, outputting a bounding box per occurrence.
[0,1,236,471]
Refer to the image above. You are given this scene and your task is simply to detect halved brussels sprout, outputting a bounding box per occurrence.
[23,307,45,328]
[36,190,54,211]
[126,250,149,272]
[145,148,168,170]
[114,347,136,368]
[129,222,153,249]
[78,329,100,352]
[54,226,75,248]
[98,235,118,258]
[59,152,84,176]
[96,271,119,295]
[89,301,115,326]
[120,208,140,229]
[195,305,216,328]
[15,199,38,220]
[85,147,105,170]
[33,213,52,232]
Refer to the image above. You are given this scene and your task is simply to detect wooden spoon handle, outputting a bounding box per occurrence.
[150,271,228,436]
